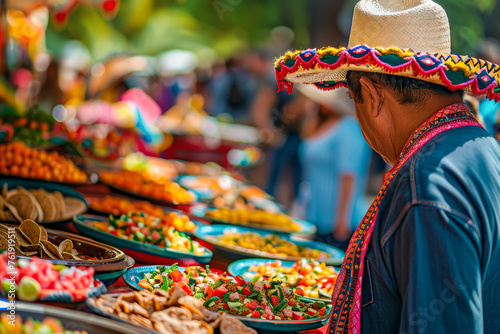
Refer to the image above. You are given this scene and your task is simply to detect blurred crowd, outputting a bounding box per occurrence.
[4,31,500,249]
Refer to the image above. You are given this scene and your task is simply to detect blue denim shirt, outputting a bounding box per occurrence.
[360,125,500,333]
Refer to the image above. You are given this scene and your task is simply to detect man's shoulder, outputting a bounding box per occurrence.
[410,125,500,185]
[408,125,500,220]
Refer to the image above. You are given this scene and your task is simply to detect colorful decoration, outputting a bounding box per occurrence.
[274,46,500,102]
[51,0,120,27]
[55,87,164,160]
[5,9,46,61]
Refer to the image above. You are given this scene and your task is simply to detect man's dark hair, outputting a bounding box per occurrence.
[346,71,463,105]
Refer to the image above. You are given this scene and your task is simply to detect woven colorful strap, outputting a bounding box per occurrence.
[329,103,482,334]
[274,45,500,102]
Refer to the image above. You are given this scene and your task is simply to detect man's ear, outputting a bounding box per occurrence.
[359,76,382,117]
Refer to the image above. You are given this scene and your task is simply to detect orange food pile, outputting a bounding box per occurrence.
[89,195,196,232]
[0,142,87,183]
[98,170,194,205]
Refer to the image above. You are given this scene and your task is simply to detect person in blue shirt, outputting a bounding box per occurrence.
[298,85,371,249]
[273,0,500,333]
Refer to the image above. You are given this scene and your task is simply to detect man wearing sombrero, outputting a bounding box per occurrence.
[275,0,500,333]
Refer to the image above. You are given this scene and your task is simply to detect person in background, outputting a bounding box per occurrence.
[298,85,371,249]
[206,56,256,124]
[249,49,305,206]
[476,40,500,137]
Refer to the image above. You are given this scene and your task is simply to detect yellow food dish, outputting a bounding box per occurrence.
[206,209,300,232]
[218,232,330,260]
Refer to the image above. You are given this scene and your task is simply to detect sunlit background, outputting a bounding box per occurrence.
[1,0,500,208]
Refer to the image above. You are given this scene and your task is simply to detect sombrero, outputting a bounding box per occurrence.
[274,0,500,102]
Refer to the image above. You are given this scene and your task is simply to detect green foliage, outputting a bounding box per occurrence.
[45,0,498,61]
[437,0,496,55]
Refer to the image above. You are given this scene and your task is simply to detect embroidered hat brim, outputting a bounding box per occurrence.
[275,0,500,101]
[275,46,500,101]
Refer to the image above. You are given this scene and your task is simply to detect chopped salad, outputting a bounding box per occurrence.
[137,264,330,321]
[93,211,205,255]
[242,258,338,298]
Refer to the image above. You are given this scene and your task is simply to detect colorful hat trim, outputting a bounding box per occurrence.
[275,45,500,102]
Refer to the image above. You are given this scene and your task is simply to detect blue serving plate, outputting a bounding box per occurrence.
[227,258,297,278]
[193,225,344,266]
[94,268,128,287]
[123,265,227,291]
[0,179,88,225]
[228,258,337,299]
[73,215,213,264]
[123,265,186,291]
[191,206,317,235]
[237,306,332,332]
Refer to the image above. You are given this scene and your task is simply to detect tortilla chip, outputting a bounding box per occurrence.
[6,190,37,221]
[40,227,48,242]
[53,192,65,220]
[62,251,77,260]
[23,251,38,256]
[62,197,86,219]
[15,227,33,246]
[44,194,58,220]
[20,188,44,222]
[40,240,63,259]
[58,239,73,254]
[19,219,41,244]
[0,235,8,251]
[22,244,41,252]
[40,243,58,259]
[13,246,25,256]
[0,230,18,249]
[31,189,56,222]
[4,203,23,223]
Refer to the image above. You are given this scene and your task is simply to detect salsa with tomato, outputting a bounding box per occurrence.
[93,211,205,255]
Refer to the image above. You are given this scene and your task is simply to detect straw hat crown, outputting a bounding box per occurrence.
[274,0,500,101]
[348,0,450,54]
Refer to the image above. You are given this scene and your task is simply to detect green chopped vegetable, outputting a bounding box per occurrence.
[274,298,288,312]
[227,301,242,309]
[203,296,218,307]
[109,216,117,228]
[277,286,284,299]
[161,276,170,291]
